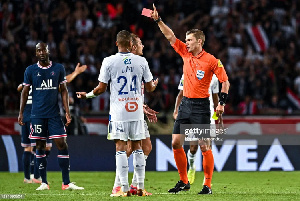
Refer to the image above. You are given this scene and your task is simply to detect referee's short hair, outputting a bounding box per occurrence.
[186,29,205,46]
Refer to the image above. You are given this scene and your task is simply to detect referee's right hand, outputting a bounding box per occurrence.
[216,104,224,117]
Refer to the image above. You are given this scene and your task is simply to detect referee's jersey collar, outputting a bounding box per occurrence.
[192,49,205,59]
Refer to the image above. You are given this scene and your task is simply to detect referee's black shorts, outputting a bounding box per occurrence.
[173,96,211,134]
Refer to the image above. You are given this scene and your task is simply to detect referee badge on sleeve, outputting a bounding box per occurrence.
[196,70,205,80]
[218,60,224,68]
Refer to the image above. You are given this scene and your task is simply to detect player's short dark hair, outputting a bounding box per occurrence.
[130,33,139,47]
[116,30,131,49]
[186,29,205,46]
[36,42,48,50]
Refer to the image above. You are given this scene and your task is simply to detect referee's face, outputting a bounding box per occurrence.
[185,34,201,54]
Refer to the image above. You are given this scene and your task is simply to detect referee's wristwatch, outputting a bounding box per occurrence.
[219,101,226,106]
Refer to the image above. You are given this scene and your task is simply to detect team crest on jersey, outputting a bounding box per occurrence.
[196,70,205,80]
[123,57,131,65]
[218,60,224,68]
[50,71,55,76]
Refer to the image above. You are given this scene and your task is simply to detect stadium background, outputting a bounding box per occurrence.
[1,0,300,172]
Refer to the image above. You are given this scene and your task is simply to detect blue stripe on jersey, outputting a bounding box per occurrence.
[23,62,67,118]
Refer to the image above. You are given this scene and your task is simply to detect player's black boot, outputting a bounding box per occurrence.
[198,185,212,194]
[168,180,190,193]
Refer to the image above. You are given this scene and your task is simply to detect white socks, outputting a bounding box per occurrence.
[132,150,145,190]
[116,151,129,192]
[187,149,196,170]
[114,152,147,190]
[131,154,148,187]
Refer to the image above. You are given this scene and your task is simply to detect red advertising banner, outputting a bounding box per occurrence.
[1,116,300,135]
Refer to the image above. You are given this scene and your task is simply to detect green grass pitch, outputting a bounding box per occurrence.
[0,171,299,200]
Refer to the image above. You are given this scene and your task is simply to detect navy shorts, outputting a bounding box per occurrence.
[173,97,211,134]
[21,122,35,147]
[29,116,67,140]
[21,121,53,147]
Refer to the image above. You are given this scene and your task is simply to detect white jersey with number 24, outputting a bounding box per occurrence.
[98,52,153,122]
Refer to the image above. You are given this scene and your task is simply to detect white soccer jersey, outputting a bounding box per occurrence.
[99,52,153,122]
[178,74,219,121]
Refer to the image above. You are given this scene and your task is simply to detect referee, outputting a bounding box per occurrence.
[150,4,230,195]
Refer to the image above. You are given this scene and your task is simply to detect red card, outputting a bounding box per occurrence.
[141,8,152,18]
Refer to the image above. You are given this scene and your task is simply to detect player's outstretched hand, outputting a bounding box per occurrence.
[152,78,159,89]
[18,113,24,126]
[76,92,87,99]
[75,63,87,74]
[143,104,159,123]
[216,104,224,117]
[151,4,159,21]
[65,113,72,126]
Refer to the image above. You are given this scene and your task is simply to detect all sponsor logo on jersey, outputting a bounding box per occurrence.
[36,79,57,90]
[196,70,205,80]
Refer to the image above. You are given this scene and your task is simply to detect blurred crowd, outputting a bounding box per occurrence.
[0,0,300,118]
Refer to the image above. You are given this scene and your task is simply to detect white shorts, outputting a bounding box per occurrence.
[108,120,146,141]
[144,120,150,138]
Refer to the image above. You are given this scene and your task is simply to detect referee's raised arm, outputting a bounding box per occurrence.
[150,4,176,45]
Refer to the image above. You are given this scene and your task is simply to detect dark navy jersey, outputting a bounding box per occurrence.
[23,61,67,118]
[22,86,32,122]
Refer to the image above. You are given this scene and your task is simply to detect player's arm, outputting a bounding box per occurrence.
[76,82,107,99]
[18,85,30,126]
[66,63,87,83]
[173,90,183,120]
[150,4,176,45]
[60,83,71,126]
[144,78,158,92]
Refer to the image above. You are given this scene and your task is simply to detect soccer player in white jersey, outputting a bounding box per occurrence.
[76,30,158,197]
[111,33,158,196]
[174,74,223,185]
